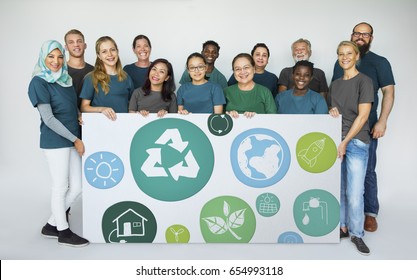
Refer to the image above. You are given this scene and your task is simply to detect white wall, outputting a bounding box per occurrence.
[0,0,416,256]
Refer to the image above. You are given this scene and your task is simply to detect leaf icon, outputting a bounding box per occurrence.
[228,208,246,229]
[202,217,227,235]
[223,201,230,217]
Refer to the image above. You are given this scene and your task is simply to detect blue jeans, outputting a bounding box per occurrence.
[340,139,369,238]
[364,138,378,216]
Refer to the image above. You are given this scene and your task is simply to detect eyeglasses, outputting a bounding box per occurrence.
[233,65,253,73]
[188,65,206,72]
[352,32,372,38]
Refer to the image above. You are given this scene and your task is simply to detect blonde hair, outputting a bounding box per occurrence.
[92,36,127,94]
[337,40,359,55]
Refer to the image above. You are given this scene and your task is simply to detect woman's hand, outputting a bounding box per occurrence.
[139,110,150,117]
[101,107,117,121]
[226,110,239,119]
[243,111,256,119]
[329,107,340,118]
[74,138,85,157]
[178,109,190,115]
[157,109,168,118]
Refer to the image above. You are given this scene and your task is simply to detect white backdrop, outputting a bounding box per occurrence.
[1,0,416,259]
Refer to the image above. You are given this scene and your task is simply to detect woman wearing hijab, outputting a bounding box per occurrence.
[28,40,89,247]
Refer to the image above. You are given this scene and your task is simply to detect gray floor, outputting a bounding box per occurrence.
[1,165,416,261]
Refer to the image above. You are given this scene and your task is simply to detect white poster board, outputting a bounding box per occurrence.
[82,113,341,243]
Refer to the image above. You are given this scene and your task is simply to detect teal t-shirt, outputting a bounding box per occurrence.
[80,74,134,113]
[176,81,226,113]
[224,83,277,114]
[276,89,328,114]
[123,63,148,89]
[28,76,80,149]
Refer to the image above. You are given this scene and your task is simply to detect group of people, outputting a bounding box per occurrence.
[28,22,395,255]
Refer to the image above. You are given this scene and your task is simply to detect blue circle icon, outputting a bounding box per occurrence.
[278,231,304,243]
[84,151,124,189]
[230,128,291,188]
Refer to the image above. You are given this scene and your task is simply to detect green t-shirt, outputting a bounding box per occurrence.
[224,83,277,114]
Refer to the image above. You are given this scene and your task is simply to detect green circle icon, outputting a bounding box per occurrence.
[207,114,233,136]
[200,196,256,243]
[256,193,280,217]
[130,118,214,201]
[296,132,337,173]
[102,201,157,243]
[165,224,190,243]
[293,189,339,237]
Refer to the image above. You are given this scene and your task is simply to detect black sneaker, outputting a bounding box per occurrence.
[41,223,59,239]
[58,229,89,248]
[351,236,370,256]
[340,228,349,239]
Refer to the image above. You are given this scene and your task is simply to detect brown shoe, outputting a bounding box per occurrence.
[364,215,378,232]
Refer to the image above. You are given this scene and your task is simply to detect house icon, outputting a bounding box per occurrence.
[112,208,148,237]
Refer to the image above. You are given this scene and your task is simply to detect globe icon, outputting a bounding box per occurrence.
[237,134,283,180]
[231,128,290,188]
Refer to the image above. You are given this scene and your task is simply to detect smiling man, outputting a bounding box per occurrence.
[64,29,94,109]
[332,22,396,233]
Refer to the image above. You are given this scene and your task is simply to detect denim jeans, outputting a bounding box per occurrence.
[364,138,378,216]
[340,138,369,238]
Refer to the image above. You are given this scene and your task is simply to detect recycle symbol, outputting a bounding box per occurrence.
[141,128,200,181]
[130,118,214,202]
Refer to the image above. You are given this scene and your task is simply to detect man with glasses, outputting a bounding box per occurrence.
[332,22,395,233]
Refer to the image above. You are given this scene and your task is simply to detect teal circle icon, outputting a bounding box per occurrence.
[293,189,339,237]
[200,196,256,243]
[130,118,214,201]
[207,114,233,136]
[84,151,124,189]
[296,132,337,173]
[102,201,157,243]
[256,193,280,217]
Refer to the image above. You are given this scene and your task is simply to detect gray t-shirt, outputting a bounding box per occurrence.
[328,73,374,143]
[129,87,177,113]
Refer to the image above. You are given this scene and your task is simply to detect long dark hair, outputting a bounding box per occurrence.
[142,58,175,102]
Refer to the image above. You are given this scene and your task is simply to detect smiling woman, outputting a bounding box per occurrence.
[28,40,89,248]
[79,36,134,120]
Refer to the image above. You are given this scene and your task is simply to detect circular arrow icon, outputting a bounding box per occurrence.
[207,114,233,136]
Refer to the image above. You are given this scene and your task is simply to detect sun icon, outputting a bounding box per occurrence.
[84,151,124,189]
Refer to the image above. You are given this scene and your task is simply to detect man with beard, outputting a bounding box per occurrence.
[64,29,94,108]
[332,22,395,233]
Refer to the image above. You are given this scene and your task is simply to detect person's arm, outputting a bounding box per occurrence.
[372,85,395,138]
[80,99,117,121]
[37,103,84,156]
[278,85,288,93]
[213,105,223,114]
[177,105,189,115]
[337,103,372,160]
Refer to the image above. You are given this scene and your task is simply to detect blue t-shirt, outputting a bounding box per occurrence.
[228,70,279,97]
[332,51,395,128]
[28,76,80,149]
[123,63,148,89]
[176,81,226,113]
[80,74,134,113]
[276,89,328,114]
